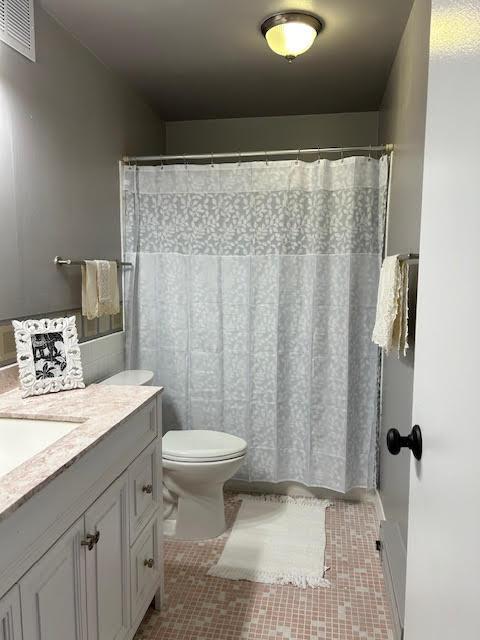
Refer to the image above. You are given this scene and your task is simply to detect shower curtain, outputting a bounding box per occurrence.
[123,156,388,492]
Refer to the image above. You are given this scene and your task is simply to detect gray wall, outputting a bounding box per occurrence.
[378,0,431,546]
[165,112,379,154]
[0,5,164,322]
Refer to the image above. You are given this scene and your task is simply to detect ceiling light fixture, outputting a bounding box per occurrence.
[261,12,324,62]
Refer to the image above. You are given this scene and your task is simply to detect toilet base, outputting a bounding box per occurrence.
[162,454,246,540]
[174,484,226,540]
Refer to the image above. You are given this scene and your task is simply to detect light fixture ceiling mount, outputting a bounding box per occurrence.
[261,12,324,62]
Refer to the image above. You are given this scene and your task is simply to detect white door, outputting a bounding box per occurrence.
[404,0,480,637]
[20,517,87,640]
[85,473,130,640]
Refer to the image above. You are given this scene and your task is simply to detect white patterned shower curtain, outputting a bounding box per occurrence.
[122,157,388,492]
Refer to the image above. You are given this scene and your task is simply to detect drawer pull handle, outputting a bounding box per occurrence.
[142,484,153,494]
[144,558,154,568]
[81,531,100,551]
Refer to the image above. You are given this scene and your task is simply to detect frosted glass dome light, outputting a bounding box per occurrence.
[261,12,323,62]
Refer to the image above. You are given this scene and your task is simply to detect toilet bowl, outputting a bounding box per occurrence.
[162,430,247,540]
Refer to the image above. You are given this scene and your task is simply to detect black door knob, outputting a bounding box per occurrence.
[386,425,422,460]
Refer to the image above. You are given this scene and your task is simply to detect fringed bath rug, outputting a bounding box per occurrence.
[207,494,331,588]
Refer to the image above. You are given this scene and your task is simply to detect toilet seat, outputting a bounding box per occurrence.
[162,429,247,463]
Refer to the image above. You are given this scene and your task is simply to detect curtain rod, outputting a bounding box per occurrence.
[122,144,394,163]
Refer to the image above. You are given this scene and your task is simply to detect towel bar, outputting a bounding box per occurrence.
[397,253,419,262]
[54,256,132,267]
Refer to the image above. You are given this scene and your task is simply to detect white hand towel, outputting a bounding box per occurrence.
[81,260,120,320]
[372,255,409,357]
[82,260,99,320]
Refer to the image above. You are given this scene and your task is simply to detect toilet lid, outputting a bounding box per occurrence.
[162,430,247,462]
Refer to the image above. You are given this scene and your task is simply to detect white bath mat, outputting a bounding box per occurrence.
[207,494,331,588]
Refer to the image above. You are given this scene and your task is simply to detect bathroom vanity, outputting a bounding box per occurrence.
[0,382,163,640]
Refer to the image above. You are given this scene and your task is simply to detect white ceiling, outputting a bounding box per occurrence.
[40,0,414,121]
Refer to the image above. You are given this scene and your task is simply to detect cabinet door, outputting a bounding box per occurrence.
[85,473,130,640]
[20,518,87,640]
[0,586,22,640]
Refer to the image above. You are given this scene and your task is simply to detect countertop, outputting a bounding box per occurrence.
[0,383,163,521]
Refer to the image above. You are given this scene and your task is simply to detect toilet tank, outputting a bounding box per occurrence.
[100,370,154,386]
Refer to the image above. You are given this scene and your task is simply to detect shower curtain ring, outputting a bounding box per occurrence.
[183,154,187,170]
[238,151,242,167]
[210,152,214,168]
[264,151,268,166]
[317,145,321,163]
[296,149,300,165]
[368,145,372,161]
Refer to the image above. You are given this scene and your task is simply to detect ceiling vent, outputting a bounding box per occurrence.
[0,0,35,61]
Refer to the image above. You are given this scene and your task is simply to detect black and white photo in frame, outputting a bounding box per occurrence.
[13,316,85,397]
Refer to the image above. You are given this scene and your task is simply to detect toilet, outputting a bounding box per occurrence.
[162,429,247,540]
[100,370,247,541]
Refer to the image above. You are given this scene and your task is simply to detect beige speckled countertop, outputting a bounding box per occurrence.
[0,384,163,521]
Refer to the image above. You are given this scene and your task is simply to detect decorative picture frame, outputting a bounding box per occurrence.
[13,316,85,398]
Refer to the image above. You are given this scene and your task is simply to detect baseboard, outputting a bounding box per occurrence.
[226,479,376,503]
[226,480,387,535]
[372,489,386,525]
[379,520,406,640]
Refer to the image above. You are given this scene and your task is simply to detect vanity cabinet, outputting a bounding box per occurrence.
[0,586,22,640]
[0,394,163,640]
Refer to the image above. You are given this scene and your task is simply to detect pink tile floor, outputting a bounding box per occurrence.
[135,494,393,640]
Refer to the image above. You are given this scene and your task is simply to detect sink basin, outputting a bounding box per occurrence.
[0,418,81,479]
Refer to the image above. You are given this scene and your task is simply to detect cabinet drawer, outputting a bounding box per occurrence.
[130,511,162,624]
[127,399,158,448]
[129,441,162,543]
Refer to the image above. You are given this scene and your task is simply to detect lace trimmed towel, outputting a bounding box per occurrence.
[372,255,409,357]
[81,260,120,320]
